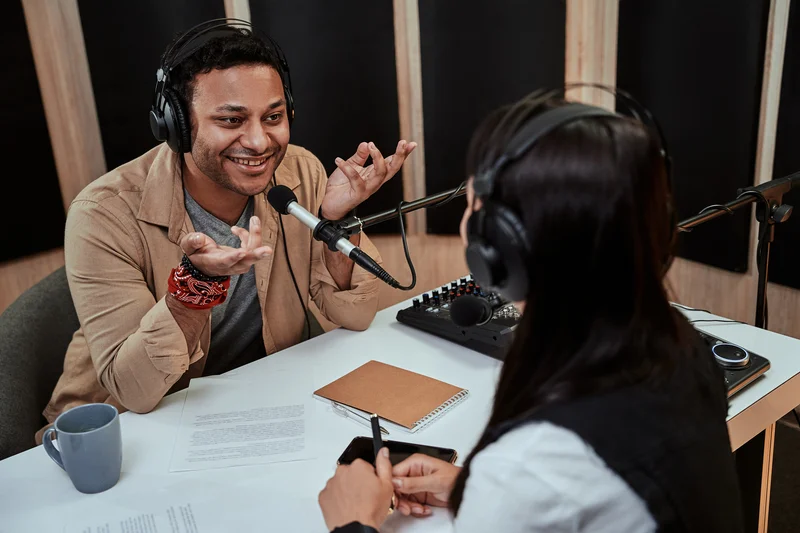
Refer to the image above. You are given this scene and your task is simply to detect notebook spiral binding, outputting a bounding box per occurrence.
[413,390,471,431]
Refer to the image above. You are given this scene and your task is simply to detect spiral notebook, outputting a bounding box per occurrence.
[313,360,469,433]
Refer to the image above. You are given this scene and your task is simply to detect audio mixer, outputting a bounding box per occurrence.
[395,275,770,398]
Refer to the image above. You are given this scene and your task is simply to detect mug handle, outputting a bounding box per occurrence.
[42,427,64,470]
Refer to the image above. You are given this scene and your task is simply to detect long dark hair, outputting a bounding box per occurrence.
[450,92,685,513]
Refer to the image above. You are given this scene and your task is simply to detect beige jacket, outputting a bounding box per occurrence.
[38,144,381,442]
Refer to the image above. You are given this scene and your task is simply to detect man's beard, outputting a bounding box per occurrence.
[191,136,284,196]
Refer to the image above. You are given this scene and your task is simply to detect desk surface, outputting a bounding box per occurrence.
[1,299,799,532]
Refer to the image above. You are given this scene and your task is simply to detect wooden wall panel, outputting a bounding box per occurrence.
[3,0,65,263]
[22,0,106,210]
[565,0,619,110]
[393,0,427,235]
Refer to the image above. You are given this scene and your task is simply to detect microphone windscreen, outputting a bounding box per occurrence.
[450,295,491,327]
[267,184,298,215]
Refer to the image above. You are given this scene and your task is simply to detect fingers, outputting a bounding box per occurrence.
[375,447,392,482]
[384,140,417,178]
[347,142,371,167]
[392,473,444,495]
[334,157,367,196]
[367,142,386,190]
[180,232,216,256]
[246,216,262,250]
[396,497,432,517]
[392,453,435,478]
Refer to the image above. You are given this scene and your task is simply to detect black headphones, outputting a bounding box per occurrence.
[149,18,295,153]
[465,84,674,303]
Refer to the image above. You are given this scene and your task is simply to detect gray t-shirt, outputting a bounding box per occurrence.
[184,189,266,375]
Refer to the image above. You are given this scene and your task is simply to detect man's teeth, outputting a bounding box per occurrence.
[230,156,267,166]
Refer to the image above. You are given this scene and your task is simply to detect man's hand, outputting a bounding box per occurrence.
[391,454,461,517]
[321,140,417,220]
[319,447,395,531]
[178,216,272,277]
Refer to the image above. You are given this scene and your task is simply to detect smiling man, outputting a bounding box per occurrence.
[36,21,415,442]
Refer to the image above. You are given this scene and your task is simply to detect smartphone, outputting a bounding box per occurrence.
[337,437,458,466]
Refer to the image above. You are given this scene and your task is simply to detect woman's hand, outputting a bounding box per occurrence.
[391,454,462,517]
[319,448,395,532]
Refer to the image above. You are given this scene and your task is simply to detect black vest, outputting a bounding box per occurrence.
[492,328,745,532]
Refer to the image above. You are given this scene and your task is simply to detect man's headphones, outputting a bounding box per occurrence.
[465,84,674,302]
[149,18,294,153]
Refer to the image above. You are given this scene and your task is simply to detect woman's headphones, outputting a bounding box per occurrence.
[465,84,674,302]
[149,18,295,153]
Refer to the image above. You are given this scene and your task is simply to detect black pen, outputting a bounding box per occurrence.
[371,413,383,462]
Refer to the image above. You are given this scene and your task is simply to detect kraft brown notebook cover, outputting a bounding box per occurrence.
[314,360,469,432]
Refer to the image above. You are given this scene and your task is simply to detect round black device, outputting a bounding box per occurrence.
[712,343,750,368]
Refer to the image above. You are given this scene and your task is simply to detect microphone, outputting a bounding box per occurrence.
[450,295,497,327]
[267,185,403,288]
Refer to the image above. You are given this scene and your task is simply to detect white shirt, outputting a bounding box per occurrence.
[451,421,656,533]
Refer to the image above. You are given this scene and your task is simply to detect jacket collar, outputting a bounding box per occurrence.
[136,144,302,244]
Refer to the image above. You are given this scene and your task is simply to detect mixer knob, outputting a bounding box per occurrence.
[460,277,467,285]
[432,290,439,297]
[422,294,430,304]
[412,298,420,309]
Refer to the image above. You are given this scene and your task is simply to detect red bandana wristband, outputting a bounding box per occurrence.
[168,263,230,310]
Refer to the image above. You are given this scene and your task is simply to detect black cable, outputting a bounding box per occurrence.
[271,174,310,342]
[430,181,467,208]
[672,303,748,326]
[390,199,417,291]
[279,213,311,342]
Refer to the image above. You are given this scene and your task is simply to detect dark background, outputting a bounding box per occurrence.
[771,0,800,290]
[8,0,797,287]
[419,0,566,234]
[617,0,769,273]
[1,1,65,261]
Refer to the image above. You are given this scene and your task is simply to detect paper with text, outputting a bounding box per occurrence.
[64,501,201,533]
[169,373,315,472]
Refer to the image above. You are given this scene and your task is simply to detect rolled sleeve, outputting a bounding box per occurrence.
[310,231,381,331]
[65,200,204,413]
[306,157,381,331]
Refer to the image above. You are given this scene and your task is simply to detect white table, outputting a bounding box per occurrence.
[0,300,798,533]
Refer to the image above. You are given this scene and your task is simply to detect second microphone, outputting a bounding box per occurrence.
[266,185,404,289]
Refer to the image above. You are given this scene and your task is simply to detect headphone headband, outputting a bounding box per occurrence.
[473,103,615,198]
[466,84,674,302]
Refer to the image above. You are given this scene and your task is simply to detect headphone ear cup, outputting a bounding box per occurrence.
[489,203,530,302]
[466,202,530,302]
[163,88,192,153]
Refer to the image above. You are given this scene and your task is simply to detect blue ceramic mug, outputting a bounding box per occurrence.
[42,403,122,494]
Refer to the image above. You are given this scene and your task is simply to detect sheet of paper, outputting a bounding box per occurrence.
[168,372,316,472]
[64,501,202,533]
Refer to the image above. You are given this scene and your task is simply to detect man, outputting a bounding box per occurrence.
[37,21,415,442]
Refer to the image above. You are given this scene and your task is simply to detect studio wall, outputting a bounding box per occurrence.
[617,0,770,273]
[771,0,800,290]
[2,1,64,262]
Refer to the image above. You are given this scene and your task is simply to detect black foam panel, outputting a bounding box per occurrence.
[1,2,65,261]
[250,1,402,233]
[420,0,566,235]
[78,0,225,171]
[618,0,769,273]
[770,1,800,290]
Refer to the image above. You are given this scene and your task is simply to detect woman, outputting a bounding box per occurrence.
[318,92,743,532]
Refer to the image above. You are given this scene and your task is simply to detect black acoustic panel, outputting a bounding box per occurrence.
[250,1,402,233]
[618,1,768,273]
[0,2,64,261]
[78,0,225,171]
[420,0,566,235]
[770,2,800,289]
